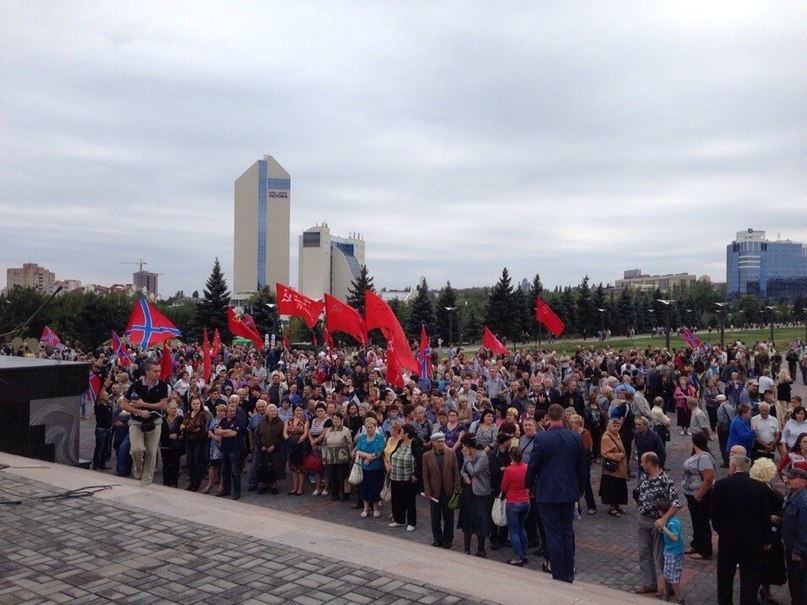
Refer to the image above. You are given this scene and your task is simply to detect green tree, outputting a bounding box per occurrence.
[512,287,531,343]
[556,287,577,336]
[592,283,607,336]
[527,273,544,339]
[245,286,278,339]
[195,258,231,339]
[161,299,200,343]
[615,288,635,335]
[576,276,593,339]
[406,278,436,338]
[346,265,375,316]
[435,282,458,344]
[485,267,516,340]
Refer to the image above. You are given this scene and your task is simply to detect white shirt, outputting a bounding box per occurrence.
[758,376,775,394]
[751,414,779,444]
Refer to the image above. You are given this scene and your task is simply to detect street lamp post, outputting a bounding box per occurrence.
[803,308,807,345]
[445,306,456,352]
[657,300,673,350]
[597,308,606,341]
[265,303,277,345]
[648,309,655,338]
[715,302,727,347]
[765,305,776,344]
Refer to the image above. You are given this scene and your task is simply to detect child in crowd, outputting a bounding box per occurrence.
[657,496,684,603]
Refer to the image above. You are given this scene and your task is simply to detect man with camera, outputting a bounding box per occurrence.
[120,361,169,486]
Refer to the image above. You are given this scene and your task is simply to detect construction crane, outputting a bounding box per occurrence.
[121,259,148,272]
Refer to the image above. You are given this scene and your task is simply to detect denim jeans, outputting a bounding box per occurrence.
[93,428,112,469]
[115,434,131,476]
[506,500,530,560]
[221,450,241,496]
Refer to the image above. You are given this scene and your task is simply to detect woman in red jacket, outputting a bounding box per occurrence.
[500,446,531,566]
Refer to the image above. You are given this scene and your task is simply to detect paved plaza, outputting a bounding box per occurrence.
[0,379,802,605]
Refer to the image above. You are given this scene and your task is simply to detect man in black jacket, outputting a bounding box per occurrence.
[711,453,769,605]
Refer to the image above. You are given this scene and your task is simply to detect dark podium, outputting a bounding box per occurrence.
[0,356,89,465]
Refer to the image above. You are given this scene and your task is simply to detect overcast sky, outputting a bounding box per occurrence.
[2,1,806,297]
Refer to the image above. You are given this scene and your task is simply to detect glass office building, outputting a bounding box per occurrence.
[726,229,807,300]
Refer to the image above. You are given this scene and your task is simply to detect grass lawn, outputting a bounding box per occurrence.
[491,326,807,355]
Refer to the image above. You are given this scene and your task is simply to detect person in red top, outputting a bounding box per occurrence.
[500,447,531,566]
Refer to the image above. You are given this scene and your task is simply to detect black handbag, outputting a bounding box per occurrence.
[602,458,618,472]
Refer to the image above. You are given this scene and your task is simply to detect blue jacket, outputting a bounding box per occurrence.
[524,425,587,504]
[783,488,807,557]
[726,416,755,456]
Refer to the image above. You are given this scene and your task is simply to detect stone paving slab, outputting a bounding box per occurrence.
[46,377,803,604]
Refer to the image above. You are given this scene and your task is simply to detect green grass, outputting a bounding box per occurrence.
[491,326,806,355]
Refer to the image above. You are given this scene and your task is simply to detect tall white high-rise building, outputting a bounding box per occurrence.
[233,155,290,296]
[298,223,365,301]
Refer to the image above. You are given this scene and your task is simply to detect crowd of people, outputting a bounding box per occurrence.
[47,333,807,603]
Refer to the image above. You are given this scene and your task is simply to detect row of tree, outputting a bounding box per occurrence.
[2,259,806,351]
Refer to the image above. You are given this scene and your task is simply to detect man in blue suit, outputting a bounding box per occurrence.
[524,403,587,583]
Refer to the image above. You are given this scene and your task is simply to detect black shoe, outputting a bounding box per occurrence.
[270,488,279,495]
[431,541,441,547]
[232,493,241,501]
[442,542,452,549]
[475,550,486,558]
[216,491,231,497]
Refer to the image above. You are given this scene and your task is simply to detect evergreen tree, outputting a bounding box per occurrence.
[592,283,607,337]
[528,273,544,339]
[485,267,516,339]
[406,278,436,338]
[245,286,278,339]
[435,281,458,344]
[346,265,375,316]
[556,287,577,336]
[576,276,593,339]
[616,288,635,335]
[195,258,231,339]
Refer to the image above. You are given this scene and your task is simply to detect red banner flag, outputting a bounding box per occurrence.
[202,327,211,383]
[324,326,335,357]
[534,297,565,337]
[276,283,325,329]
[227,306,262,348]
[212,328,221,358]
[86,369,101,405]
[417,324,432,379]
[125,298,181,348]
[282,330,290,350]
[365,289,419,374]
[159,341,172,380]
[385,337,405,388]
[324,293,366,345]
[482,325,510,356]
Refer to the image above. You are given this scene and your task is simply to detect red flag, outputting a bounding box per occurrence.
[159,341,172,380]
[282,330,290,350]
[125,298,181,348]
[212,328,221,358]
[482,325,510,356]
[365,289,419,374]
[534,297,564,337]
[324,293,366,345]
[242,313,258,333]
[385,338,405,388]
[40,325,61,348]
[276,283,324,329]
[323,326,335,360]
[202,327,212,383]
[227,306,262,348]
[417,324,432,379]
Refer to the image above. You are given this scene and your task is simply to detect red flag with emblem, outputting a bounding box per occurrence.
[385,337,405,388]
[282,330,290,350]
[276,283,324,329]
[212,328,221,357]
[534,297,565,337]
[227,306,262,348]
[482,325,510,356]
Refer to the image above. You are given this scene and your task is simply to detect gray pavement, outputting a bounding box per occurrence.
[53,378,807,604]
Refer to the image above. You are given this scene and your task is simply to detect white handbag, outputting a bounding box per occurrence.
[491,493,507,527]
[348,461,364,485]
